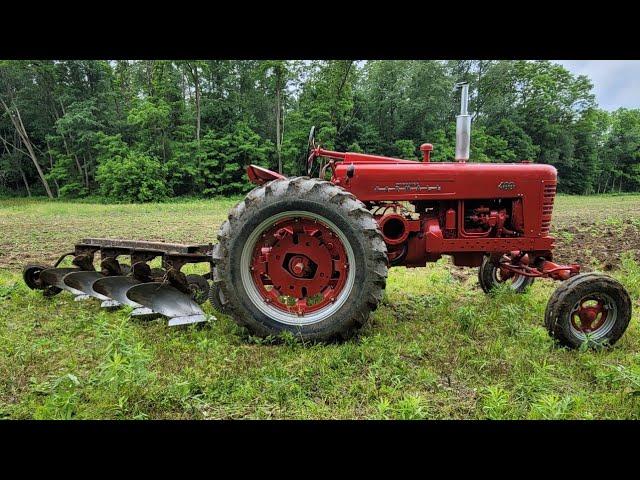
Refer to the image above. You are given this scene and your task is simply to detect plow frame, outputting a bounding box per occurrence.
[64,238,214,285]
[26,238,216,326]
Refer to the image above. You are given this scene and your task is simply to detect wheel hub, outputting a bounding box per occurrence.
[250,217,349,316]
[287,255,312,277]
[571,298,608,333]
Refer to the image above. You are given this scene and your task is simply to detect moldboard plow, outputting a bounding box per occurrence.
[23,238,214,326]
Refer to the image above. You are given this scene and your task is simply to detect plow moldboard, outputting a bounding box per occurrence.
[40,268,85,295]
[93,276,144,308]
[126,282,209,325]
[63,271,109,301]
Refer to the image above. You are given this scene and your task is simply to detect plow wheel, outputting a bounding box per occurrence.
[186,274,210,305]
[478,256,533,294]
[545,273,632,349]
[214,177,388,342]
[23,264,62,297]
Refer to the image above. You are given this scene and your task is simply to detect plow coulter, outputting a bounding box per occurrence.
[23,83,633,349]
[23,238,214,326]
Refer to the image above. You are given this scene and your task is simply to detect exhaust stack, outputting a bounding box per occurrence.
[455,82,471,162]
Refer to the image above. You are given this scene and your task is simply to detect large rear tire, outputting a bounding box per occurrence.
[213,177,388,342]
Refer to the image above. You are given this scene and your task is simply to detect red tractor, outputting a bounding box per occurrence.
[24,83,632,348]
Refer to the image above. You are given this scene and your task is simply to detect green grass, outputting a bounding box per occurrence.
[1,195,640,419]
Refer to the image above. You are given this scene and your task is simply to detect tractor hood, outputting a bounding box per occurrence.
[332,159,557,202]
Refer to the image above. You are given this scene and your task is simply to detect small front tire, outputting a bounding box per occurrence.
[545,273,632,349]
[478,256,534,294]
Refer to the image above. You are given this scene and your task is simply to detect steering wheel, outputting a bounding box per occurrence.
[304,126,317,177]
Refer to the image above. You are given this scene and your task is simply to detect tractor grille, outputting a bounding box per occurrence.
[541,183,556,235]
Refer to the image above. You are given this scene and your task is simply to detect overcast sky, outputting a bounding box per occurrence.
[554,60,640,111]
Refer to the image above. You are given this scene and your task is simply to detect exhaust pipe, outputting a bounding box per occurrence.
[455,82,471,162]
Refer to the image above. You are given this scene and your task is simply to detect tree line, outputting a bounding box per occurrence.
[1,60,638,202]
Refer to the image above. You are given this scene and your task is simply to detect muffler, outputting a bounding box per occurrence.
[455,82,471,162]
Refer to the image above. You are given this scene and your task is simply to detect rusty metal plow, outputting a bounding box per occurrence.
[23,238,215,326]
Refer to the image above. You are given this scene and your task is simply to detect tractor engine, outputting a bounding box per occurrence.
[372,196,534,269]
[463,204,512,236]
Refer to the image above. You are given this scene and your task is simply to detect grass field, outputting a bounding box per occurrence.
[2,195,640,419]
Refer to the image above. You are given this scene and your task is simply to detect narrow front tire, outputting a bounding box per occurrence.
[545,273,632,349]
[478,256,534,294]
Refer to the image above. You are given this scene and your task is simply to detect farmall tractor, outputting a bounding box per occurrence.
[23,84,632,349]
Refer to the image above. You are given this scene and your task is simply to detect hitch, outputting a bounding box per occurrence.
[494,251,581,281]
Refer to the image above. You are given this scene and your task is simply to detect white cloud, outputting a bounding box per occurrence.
[554,60,640,111]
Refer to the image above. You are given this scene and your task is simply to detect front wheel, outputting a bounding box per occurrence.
[213,177,388,342]
[478,256,534,294]
[545,273,632,349]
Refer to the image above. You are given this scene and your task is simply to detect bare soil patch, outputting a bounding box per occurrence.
[552,221,640,271]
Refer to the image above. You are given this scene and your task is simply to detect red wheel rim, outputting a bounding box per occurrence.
[494,265,527,290]
[249,216,350,317]
[570,297,609,333]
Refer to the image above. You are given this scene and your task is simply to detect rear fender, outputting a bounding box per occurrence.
[247,165,285,185]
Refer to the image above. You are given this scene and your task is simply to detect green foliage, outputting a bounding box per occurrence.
[394,139,417,160]
[471,125,517,162]
[1,59,639,199]
[94,132,130,162]
[96,151,170,202]
[480,386,512,419]
[187,122,272,196]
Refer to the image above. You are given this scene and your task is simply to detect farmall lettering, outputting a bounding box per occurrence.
[374,182,442,193]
